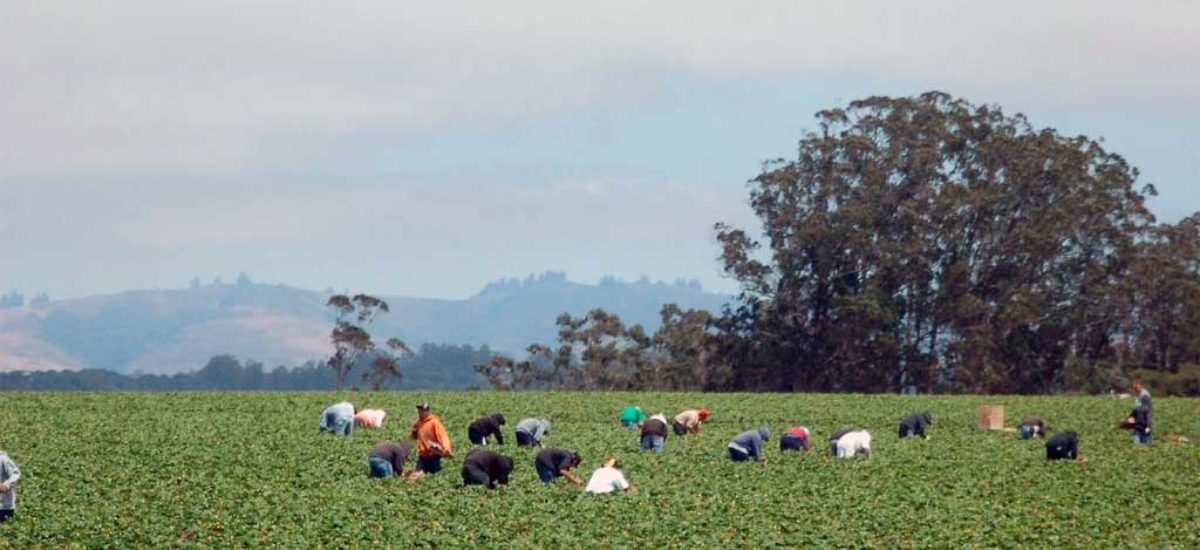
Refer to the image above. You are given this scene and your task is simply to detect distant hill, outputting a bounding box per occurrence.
[0,272,731,374]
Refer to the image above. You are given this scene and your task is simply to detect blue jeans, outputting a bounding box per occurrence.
[780,434,805,451]
[1019,425,1036,440]
[1133,431,1152,444]
[416,456,442,474]
[323,412,352,436]
[368,456,394,478]
[536,461,557,482]
[641,434,665,453]
[621,420,639,428]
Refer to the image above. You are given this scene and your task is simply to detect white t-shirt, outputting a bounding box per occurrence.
[584,467,630,494]
[836,430,871,458]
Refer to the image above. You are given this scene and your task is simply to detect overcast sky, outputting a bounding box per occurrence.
[3,1,1198,300]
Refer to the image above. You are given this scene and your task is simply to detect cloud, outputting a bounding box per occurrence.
[2,1,1196,174]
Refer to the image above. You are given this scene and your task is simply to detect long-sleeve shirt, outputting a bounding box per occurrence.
[641,414,669,438]
[411,415,452,458]
[899,412,933,438]
[319,402,355,430]
[1046,432,1078,460]
[1136,390,1153,427]
[369,441,412,473]
[462,450,514,487]
[468,414,506,445]
[354,409,386,428]
[515,418,551,443]
[0,451,19,510]
[674,410,703,431]
[728,428,770,460]
[620,406,646,424]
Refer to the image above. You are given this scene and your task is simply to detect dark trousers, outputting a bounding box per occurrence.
[729,447,750,462]
[0,509,13,522]
[673,422,688,436]
[462,464,492,488]
[780,434,806,451]
[417,455,443,474]
[516,431,535,447]
[468,429,487,445]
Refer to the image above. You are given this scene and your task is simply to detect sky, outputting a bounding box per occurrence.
[2,1,1198,300]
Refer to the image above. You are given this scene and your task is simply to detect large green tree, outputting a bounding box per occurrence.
[715,92,1156,393]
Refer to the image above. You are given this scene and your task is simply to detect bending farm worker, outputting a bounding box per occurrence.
[319,401,357,436]
[673,408,710,436]
[461,449,514,489]
[368,441,412,478]
[534,448,583,486]
[898,411,933,439]
[0,449,19,523]
[620,405,646,428]
[467,413,506,446]
[514,418,551,448]
[408,402,453,478]
[585,458,632,494]
[835,430,872,458]
[780,426,812,452]
[640,413,669,454]
[728,426,770,463]
[1020,415,1046,439]
[354,408,387,429]
[1046,431,1084,462]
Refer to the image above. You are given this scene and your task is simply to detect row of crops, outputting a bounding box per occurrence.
[0,392,1196,548]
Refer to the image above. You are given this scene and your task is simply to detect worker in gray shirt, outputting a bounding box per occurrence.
[0,449,20,522]
[515,418,551,448]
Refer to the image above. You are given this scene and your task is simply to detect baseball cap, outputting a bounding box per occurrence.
[416,402,431,411]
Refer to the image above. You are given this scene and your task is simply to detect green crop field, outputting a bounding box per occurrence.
[0,392,1197,548]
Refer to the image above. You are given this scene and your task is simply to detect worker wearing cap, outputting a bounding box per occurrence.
[673,408,709,436]
[409,402,453,477]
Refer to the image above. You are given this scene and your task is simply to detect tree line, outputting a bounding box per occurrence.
[0,343,494,391]
[475,92,1200,395]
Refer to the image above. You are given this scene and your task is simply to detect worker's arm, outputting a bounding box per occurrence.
[436,422,453,458]
[560,469,583,486]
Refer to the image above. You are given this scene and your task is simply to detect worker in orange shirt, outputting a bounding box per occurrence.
[407,402,453,479]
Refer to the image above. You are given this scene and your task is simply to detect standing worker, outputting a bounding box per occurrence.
[640,413,670,454]
[368,441,412,478]
[0,448,19,523]
[467,413,507,446]
[727,426,770,463]
[620,405,646,428]
[461,449,515,489]
[898,411,933,439]
[1128,404,1153,445]
[409,402,453,478]
[534,448,583,486]
[514,417,551,448]
[779,426,813,452]
[319,401,357,436]
[673,408,710,436]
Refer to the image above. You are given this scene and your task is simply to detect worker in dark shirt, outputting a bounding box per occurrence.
[461,449,514,489]
[368,441,412,478]
[534,448,583,486]
[1045,431,1082,461]
[898,411,933,439]
[1019,415,1046,439]
[1129,404,1152,444]
[468,413,506,446]
[640,413,669,454]
[829,428,854,456]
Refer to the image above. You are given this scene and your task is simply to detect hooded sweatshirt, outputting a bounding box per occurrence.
[515,418,551,443]
[728,427,771,460]
[0,451,19,511]
[468,414,507,445]
[899,412,933,438]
